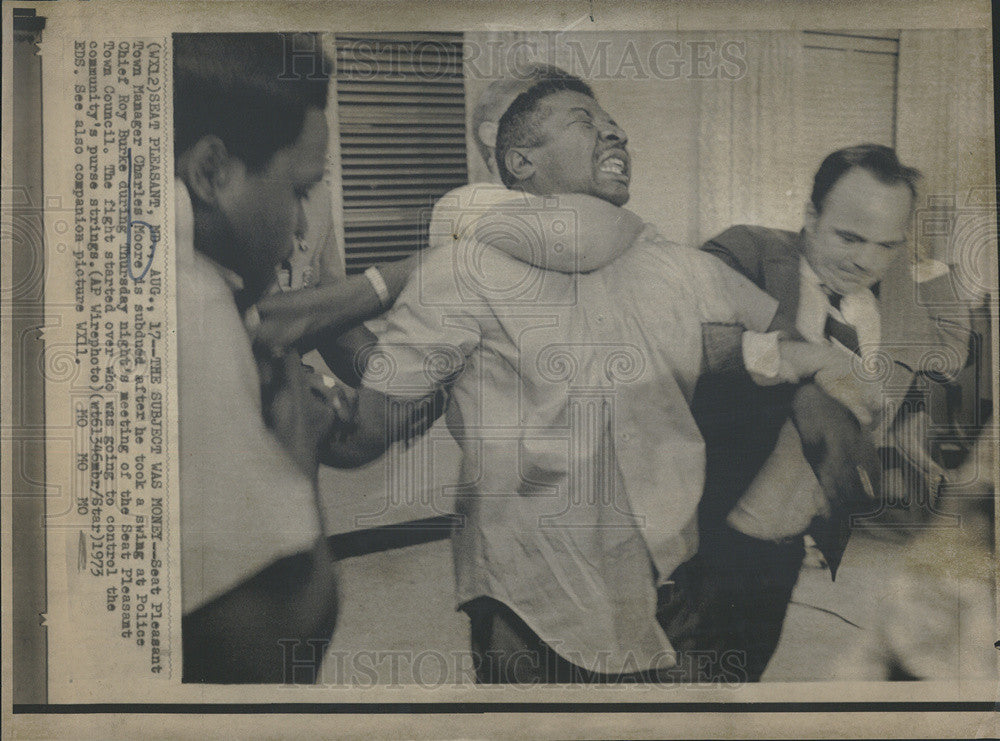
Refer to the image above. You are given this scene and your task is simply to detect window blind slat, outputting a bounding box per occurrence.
[343,174,469,186]
[341,198,443,210]
[342,158,467,168]
[337,80,466,92]
[339,117,466,128]
[336,33,467,273]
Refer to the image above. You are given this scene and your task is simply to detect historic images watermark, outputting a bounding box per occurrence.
[279,31,748,83]
[279,641,750,688]
[913,188,998,307]
[463,37,748,82]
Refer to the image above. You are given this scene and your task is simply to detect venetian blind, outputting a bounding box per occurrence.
[334,33,469,274]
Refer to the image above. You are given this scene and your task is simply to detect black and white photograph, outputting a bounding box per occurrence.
[3,1,997,738]
[173,26,995,687]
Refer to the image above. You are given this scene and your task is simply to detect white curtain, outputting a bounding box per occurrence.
[896,30,996,268]
[695,32,806,243]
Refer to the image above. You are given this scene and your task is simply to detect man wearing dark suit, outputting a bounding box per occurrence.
[664,145,972,681]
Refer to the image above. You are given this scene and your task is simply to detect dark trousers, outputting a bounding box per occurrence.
[463,596,761,685]
[182,539,339,684]
[464,597,700,684]
[658,525,806,682]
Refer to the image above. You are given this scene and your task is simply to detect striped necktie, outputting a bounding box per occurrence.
[823,290,861,355]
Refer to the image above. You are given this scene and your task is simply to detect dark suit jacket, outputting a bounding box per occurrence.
[692,225,970,556]
[701,225,970,383]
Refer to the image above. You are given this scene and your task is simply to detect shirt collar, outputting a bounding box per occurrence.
[799,252,824,293]
[175,178,245,296]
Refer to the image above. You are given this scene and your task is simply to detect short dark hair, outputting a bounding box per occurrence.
[811,144,922,213]
[173,33,331,173]
[495,74,594,188]
[471,64,579,168]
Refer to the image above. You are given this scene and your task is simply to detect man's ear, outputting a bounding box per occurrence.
[803,200,819,235]
[477,121,499,151]
[503,147,535,184]
[177,135,236,207]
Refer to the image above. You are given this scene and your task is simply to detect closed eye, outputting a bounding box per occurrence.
[567,107,595,128]
[835,230,865,244]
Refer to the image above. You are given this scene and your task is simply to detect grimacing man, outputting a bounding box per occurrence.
[323,72,858,683]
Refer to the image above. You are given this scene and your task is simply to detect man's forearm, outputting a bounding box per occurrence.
[473,192,645,273]
[776,338,848,381]
[255,258,417,356]
[321,386,446,468]
[314,325,377,387]
[702,321,851,386]
[255,278,382,355]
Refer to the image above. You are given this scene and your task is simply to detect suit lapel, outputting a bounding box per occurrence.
[760,231,803,332]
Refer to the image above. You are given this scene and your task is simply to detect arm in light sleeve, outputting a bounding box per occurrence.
[472,192,645,272]
[701,260,854,389]
[322,248,480,467]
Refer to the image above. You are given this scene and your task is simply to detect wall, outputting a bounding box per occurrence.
[896,29,996,271]
[463,30,995,248]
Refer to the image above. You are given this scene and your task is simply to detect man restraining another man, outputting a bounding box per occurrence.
[322,71,879,683]
[451,73,971,682]
[174,34,969,684]
[675,145,972,680]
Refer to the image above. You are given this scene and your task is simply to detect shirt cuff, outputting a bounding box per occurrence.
[913,258,950,284]
[743,330,784,386]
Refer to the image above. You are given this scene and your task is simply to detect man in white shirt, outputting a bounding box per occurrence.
[323,73,856,683]
[174,32,397,683]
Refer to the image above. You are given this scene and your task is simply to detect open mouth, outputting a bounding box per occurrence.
[598,151,630,181]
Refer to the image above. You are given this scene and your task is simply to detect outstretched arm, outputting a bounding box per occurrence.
[472,192,645,272]
[252,256,418,363]
[773,339,885,427]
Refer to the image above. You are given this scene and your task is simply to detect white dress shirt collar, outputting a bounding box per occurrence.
[175,178,244,296]
[798,254,881,354]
